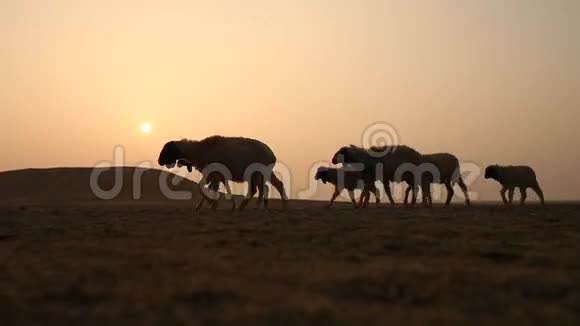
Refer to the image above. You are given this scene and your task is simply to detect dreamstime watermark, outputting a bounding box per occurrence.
[362,122,400,157]
[89,122,484,204]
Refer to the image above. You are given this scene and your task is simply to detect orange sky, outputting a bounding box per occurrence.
[1,0,579,200]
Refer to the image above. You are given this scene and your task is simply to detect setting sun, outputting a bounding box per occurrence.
[140,122,152,134]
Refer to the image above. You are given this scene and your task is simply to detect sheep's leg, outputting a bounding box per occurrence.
[444,182,454,206]
[195,194,206,211]
[253,175,265,209]
[359,189,372,208]
[263,185,270,208]
[363,188,373,207]
[384,183,396,205]
[209,197,220,210]
[195,176,209,211]
[199,181,220,210]
[255,186,262,209]
[458,177,471,206]
[255,176,269,210]
[404,185,412,205]
[410,184,419,207]
[420,180,431,207]
[222,181,236,210]
[239,185,258,211]
[326,190,341,208]
[357,191,367,208]
[348,190,358,208]
[371,187,381,207]
[358,188,376,208]
[363,186,380,207]
[520,187,527,205]
[208,183,221,210]
[405,179,418,207]
[426,184,433,206]
[223,181,233,199]
[500,187,508,205]
[508,188,515,205]
[270,173,288,209]
[532,184,545,205]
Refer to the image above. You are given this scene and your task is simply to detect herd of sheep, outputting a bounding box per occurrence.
[158,135,545,210]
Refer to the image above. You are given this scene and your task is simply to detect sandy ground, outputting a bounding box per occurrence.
[1,201,579,325]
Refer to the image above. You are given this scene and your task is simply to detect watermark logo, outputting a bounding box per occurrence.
[88,123,484,205]
[361,122,400,157]
[89,145,125,200]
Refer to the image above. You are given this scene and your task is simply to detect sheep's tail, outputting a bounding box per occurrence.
[531,179,545,205]
[262,185,270,208]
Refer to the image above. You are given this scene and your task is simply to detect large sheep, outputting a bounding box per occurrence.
[332,145,426,205]
[314,167,380,208]
[159,136,287,210]
[403,153,471,206]
[484,165,545,205]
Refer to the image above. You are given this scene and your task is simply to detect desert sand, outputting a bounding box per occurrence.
[1,168,579,325]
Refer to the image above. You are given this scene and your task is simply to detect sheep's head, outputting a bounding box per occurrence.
[484,165,498,180]
[332,145,367,165]
[314,167,329,184]
[332,146,352,165]
[158,141,184,169]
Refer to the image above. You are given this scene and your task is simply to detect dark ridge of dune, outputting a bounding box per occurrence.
[0,167,205,204]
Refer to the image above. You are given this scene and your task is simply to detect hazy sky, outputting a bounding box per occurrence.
[1,0,579,200]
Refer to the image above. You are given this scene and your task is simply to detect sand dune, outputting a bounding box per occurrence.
[0,167,204,204]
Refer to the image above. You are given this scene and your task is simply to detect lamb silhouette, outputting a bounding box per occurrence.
[485,165,545,205]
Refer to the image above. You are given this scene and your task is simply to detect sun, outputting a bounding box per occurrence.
[140,122,152,134]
